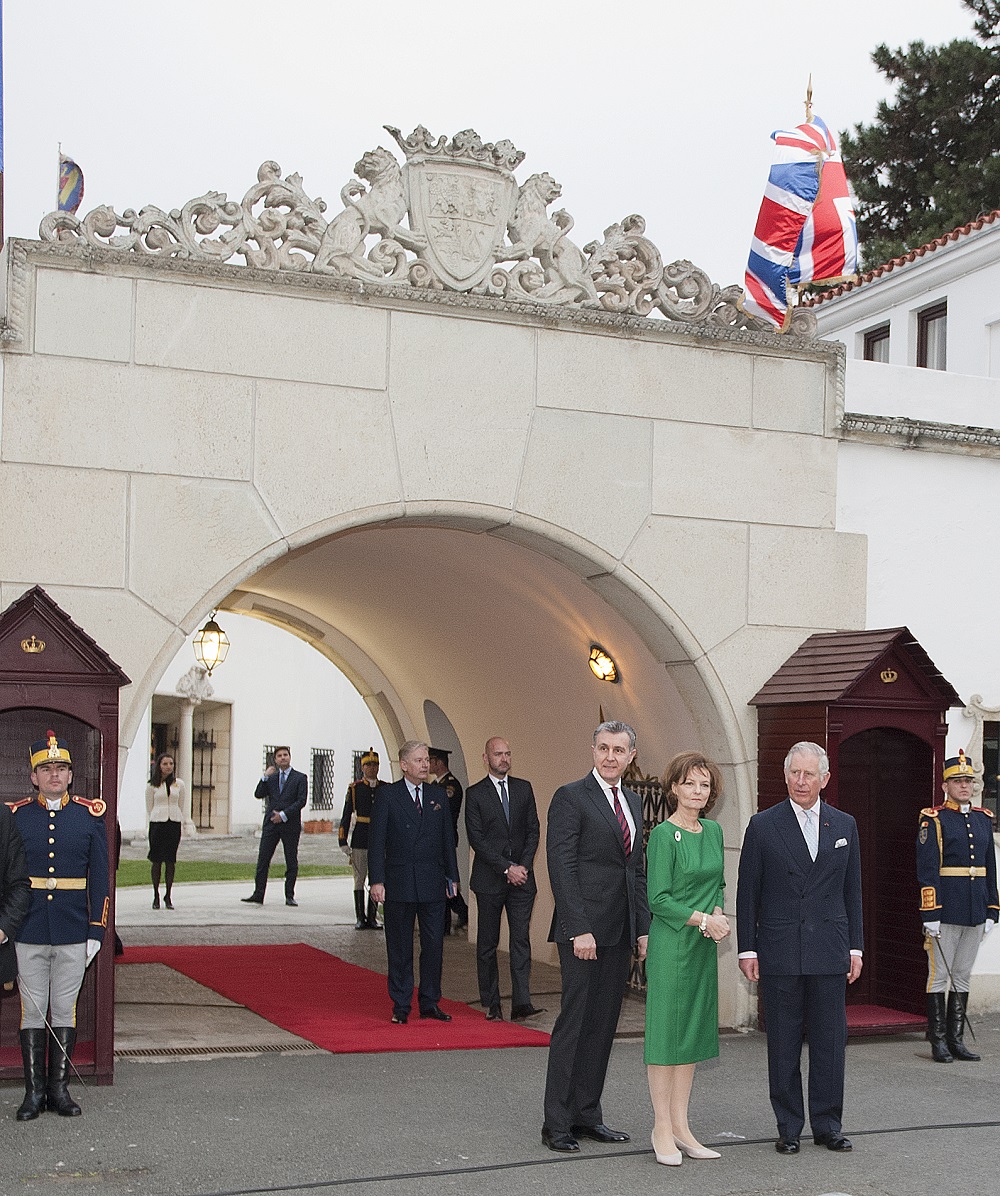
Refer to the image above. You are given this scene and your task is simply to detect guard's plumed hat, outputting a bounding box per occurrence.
[943,749,974,781]
[361,748,379,766]
[30,729,72,769]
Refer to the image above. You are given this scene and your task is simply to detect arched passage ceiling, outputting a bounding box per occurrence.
[225,523,698,803]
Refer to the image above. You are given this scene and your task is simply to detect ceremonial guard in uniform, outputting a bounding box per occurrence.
[7,732,109,1119]
[339,748,385,930]
[428,747,468,934]
[917,750,999,1062]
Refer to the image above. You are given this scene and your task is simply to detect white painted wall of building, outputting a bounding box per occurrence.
[119,614,389,840]
[819,228,1000,1005]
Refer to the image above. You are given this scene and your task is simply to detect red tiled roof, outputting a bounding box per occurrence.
[804,209,1000,307]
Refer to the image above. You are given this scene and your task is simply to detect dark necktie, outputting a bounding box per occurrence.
[499,780,510,824]
[279,771,286,794]
[612,785,631,855]
[413,784,422,814]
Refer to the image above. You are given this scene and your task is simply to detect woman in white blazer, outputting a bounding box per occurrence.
[146,753,185,909]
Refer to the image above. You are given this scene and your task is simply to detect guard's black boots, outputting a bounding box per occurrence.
[46,1027,82,1116]
[946,991,981,1061]
[354,891,367,930]
[16,1028,47,1120]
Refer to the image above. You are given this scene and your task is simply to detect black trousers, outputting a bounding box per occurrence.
[759,972,848,1140]
[383,899,446,1014]
[543,938,631,1132]
[252,819,301,899]
[473,885,535,1009]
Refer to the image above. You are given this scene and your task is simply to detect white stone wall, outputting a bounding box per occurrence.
[0,240,867,1027]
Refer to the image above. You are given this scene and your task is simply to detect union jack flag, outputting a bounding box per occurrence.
[743,115,858,331]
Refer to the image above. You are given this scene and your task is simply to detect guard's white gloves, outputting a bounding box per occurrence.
[924,921,941,938]
[340,843,351,858]
[984,920,994,937]
[86,939,102,966]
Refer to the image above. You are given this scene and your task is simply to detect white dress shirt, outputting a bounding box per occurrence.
[590,768,636,845]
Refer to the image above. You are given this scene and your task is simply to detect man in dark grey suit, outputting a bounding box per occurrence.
[736,740,864,1155]
[369,740,459,1024]
[242,746,308,907]
[541,721,650,1153]
[465,737,542,1022]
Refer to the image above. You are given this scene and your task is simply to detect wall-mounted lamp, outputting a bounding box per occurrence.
[588,644,619,683]
[193,612,230,676]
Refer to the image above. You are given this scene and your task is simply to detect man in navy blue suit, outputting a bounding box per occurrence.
[736,741,863,1155]
[241,746,308,907]
[369,740,459,1024]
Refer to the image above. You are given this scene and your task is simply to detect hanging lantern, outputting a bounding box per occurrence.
[192,612,230,676]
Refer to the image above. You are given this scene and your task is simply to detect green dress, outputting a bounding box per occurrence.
[643,817,725,1065]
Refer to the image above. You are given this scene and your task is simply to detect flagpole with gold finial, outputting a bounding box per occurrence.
[804,75,813,123]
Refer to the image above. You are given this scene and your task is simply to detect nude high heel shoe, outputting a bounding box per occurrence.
[673,1135,721,1159]
[651,1132,682,1166]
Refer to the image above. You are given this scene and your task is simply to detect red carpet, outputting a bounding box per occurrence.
[847,1003,926,1036]
[119,944,550,1054]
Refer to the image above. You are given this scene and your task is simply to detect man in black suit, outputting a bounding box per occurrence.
[369,740,459,1024]
[465,736,543,1022]
[0,802,30,1002]
[541,721,650,1153]
[242,746,308,907]
[736,740,864,1155]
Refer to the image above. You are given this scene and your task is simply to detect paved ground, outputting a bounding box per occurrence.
[2,832,997,1195]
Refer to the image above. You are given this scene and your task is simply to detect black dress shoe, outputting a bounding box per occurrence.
[285,897,298,907]
[486,1005,503,1021]
[541,1126,580,1153]
[419,1006,452,1021]
[511,1004,546,1020]
[571,1123,630,1143]
[775,1137,800,1154]
[814,1132,852,1151]
[391,1010,408,1024]
[240,895,264,904]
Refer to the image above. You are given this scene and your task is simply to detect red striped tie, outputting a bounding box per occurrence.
[612,786,631,855]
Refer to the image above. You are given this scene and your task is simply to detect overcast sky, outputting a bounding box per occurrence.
[2,1,980,285]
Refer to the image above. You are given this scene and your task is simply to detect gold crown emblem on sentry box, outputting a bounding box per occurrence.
[20,635,46,654]
[880,668,898,684]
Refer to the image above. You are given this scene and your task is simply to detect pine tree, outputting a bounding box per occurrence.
[842,0,1000,268]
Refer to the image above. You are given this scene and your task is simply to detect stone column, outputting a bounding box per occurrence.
[175,665,214,837]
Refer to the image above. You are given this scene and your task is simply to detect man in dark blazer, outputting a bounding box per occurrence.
[369,740,459,1024]
[736,740,864,1155]
[465,736,542,1022]
[541,721,650,1153]
[0,802,31,1001]
[242,746,308,907]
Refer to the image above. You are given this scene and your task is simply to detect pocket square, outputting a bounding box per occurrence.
[835,837,848,849]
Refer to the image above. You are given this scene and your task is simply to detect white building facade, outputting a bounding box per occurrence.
[811,214,1000,1003]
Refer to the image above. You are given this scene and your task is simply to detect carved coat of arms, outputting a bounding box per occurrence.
[386,126,521,292]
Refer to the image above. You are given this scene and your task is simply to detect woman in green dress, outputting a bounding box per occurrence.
[645,751,730,1166]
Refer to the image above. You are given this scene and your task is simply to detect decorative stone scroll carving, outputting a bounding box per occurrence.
[38,124,817,337]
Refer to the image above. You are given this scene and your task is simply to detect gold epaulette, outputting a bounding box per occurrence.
[72,795,107,817]
[6,796,37,812]
[971,806,991,815]
[919,807,941,819]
